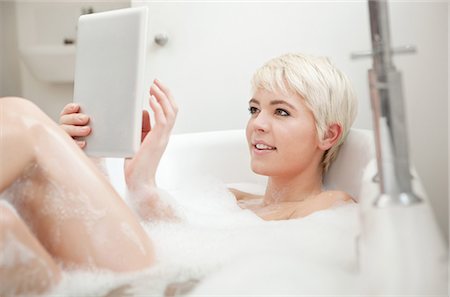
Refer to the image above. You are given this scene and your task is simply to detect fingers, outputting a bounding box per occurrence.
[59,113,89,126]
[150,80,177,122]
[59,102,89,126]
[59,102,91,144]
[60,103,80,116]
[141,110,151,142]
[75,140,86,149]
[153,79,178,113]
[141,80,177,146]
[142,110,151,132]
[149,94,166,128]
[60,124,91,137]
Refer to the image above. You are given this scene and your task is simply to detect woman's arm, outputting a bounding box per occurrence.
[58,79,179,221]
[123,79,178,221]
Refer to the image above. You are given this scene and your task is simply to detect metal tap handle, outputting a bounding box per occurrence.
[350,45,417,60]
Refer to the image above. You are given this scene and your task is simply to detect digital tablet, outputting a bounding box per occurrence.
[73,7,148,158]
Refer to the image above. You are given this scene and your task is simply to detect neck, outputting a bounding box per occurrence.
[263,167,323,205]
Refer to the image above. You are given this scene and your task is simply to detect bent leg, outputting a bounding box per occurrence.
[0,201,61,296]
[0,97,154,272]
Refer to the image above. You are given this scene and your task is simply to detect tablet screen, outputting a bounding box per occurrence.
[73,7,148,158]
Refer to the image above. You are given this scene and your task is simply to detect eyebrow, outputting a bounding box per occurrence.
[249,98,296,110]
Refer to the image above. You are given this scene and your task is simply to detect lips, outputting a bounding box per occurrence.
[255,143,276,150]
[253,141,277,151]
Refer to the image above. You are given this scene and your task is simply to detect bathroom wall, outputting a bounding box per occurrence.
[139,1,372,133]
[14,0,130,120]
[389,2,448,243]
[5,1,448,241]
[0,1,21,97]
[0,3,3,95]
[392,2,448,242]
[134,1,448,241]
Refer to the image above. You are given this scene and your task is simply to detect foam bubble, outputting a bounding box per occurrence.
[134,178,360,295]
[4,176,361,296]
[3,162,107,252]
[0,231,54,297]
[0,231,36,268]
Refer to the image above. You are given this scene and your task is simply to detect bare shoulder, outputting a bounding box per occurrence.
[228,188,263,201]
[289,191,355,219]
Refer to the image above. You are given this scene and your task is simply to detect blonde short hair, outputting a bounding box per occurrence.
[251,53,358,173]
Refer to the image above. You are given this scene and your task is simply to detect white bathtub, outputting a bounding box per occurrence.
[107,128,375,200]
[98,128,448,296]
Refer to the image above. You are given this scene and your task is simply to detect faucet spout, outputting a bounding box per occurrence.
[367,0,422,207]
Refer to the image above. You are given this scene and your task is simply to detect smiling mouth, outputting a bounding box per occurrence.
[254,143,277,151]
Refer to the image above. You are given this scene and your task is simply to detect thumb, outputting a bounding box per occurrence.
[141,110,151,142]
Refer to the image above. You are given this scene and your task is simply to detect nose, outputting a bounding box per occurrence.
[249,111,270,133]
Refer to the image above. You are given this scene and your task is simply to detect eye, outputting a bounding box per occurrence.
[275,109,290,116]
[248,106,259,115]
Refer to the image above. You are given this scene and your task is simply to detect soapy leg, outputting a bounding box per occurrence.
[0,201,61,296]
[0,97,155,272]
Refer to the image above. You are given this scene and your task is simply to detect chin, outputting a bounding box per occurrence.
[251,167,268,176]
[250,162,279,176]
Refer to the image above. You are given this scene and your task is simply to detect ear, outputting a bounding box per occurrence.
[318,123,343,151]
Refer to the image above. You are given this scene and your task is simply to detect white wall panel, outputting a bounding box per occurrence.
[0,1,21,97]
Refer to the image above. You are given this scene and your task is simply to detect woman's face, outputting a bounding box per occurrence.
[246,88,323,177]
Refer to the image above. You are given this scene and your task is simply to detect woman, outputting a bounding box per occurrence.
[0,53,357,295]
[230,53,357,219]
[60,53,357,220]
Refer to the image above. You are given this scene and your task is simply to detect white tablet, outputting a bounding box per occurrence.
[73,7,148,158]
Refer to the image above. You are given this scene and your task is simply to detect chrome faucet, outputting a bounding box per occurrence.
[353,0,422,207]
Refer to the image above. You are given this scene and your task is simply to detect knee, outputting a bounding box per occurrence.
[0,97,52,133]
[0,97,42,116]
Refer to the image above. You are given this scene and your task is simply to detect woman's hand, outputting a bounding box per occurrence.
[124,79,178,191]
[59,103,91,148]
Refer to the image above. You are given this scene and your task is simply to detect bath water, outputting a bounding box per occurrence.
[45,176,361,296]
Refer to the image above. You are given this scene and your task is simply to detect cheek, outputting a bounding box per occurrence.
[281,119,317,142]
[278,122,319,158]
[245,120,252,145]
[275,140,319,176]
[294,118,318,141]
